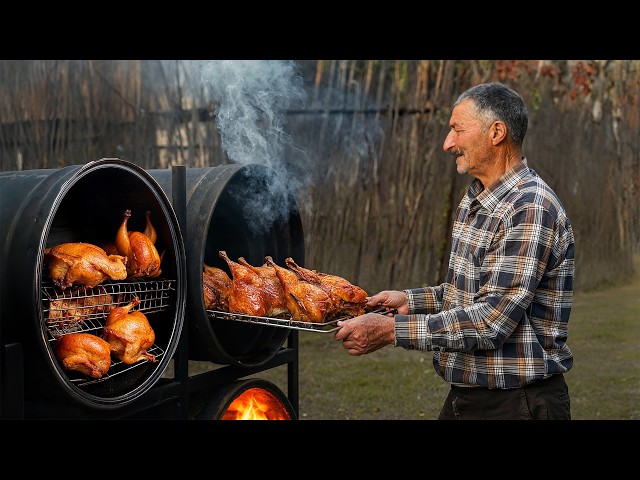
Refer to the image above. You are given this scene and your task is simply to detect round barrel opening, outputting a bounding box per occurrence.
[0,159,186,412]
[149,164,305,368]
[193,378,296,420]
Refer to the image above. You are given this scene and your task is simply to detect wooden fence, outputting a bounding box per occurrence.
[0,60,638,292]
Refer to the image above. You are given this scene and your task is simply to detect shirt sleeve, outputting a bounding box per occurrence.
[395,201,559,353]
[404,285,444,314]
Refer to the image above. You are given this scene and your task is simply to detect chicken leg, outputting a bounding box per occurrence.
[115,209,162,278]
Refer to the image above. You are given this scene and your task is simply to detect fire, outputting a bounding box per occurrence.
[222,387,291,420]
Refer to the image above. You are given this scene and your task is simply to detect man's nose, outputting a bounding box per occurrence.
[443,131,454,152]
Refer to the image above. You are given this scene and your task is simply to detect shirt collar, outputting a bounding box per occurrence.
[467,158,530,212]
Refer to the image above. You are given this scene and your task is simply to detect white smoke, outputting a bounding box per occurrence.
[192,60,308,234]
[199,60,305,167]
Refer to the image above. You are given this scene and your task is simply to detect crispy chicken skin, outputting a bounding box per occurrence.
[265,256,332,323]
[54,333,112,379]
[219,250,276,317]
[237,256,289,318]
[103,296,156,364]
[203,264,232,311]
[284,257,367,319]
[115,210,162,279]
[44,242,128,290]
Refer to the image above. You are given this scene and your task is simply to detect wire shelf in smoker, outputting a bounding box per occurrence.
[207,308,398,333]
[41,277,176,386]
[208,310,341,333]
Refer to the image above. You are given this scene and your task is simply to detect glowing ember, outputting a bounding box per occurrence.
[222,387,291,420]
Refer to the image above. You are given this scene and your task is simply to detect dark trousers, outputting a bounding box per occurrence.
[438,374,571,420]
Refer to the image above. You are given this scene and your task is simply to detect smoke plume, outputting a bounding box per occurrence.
[194,60,308,235]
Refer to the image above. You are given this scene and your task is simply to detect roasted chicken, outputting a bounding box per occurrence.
[237,256,289,318]
[47,285,119,327]
[203,264,232,311]
[103,296,156,364]
[284,258,367,319]
[115,210,162,279]
[44,242,128,290]
[219,250,288,318]
[54,333,112,379]
[264,256,332,323]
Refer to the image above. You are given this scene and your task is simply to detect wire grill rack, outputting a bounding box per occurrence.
[207,307,397,333]
[41,278,175,386]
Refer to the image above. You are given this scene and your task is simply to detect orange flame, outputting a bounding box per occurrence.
[222,387,291,420]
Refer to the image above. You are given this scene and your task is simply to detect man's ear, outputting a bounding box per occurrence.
[491,121,508,145]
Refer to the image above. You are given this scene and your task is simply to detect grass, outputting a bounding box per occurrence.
[565,263,640,420]
[190,256,640,420]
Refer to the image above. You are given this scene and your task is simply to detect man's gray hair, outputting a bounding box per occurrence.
[455,82,528,146]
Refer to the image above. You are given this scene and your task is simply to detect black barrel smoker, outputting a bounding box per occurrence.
[0,159,301,420]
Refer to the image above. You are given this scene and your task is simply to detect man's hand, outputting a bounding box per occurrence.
[334,312,396,355]
[366,290,409,314]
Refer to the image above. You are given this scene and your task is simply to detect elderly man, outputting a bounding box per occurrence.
[335,82,575,420]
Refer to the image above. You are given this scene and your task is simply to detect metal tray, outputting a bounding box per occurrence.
[207,308,397,333]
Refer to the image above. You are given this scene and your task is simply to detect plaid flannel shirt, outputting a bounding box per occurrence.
[394,159,575,389]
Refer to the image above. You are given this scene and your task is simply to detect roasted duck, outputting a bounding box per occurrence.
[219,250,288,318]
[203,264,232,311]
[103,296,157,364]
[47,285,119,327]
[115,210,162,279]
[54,332,112,379]
[44,242,128,290]
[264,256,332,323]
[284,258,367,319]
